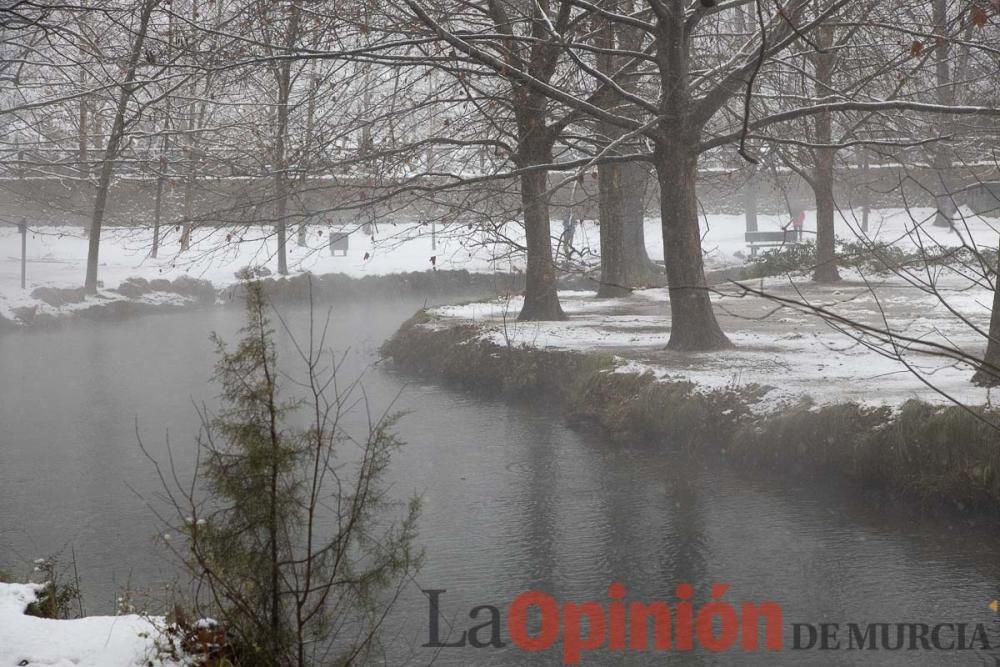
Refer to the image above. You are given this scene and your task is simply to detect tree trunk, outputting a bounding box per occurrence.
[744,169,758,233]
[973,246,1000,385]
[178,0,203,252]
[592,2,657,292]
[152,0,174,259]
[180,165,195,251]
[296,68,319,249]
[85,0,157,292]
[597,161,630,297]
[77,8,90,182]
[518,161,565,320]
[271,2,300,276]
[593,4,634,298]
[152,155,166,258]
[621,162,661,287]
[78,11,92,238]
[274,166,288,274]
[652,1,728,350]
[812,25,840,283]
[931,0,955,228]
[655,142,731,350]
[813,152,840,282]
[514,88,563,321]
[179,96,202,253]
[858,148,870,234]
[78,88,88,180]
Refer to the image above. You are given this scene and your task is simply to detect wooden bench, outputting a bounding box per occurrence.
[967,182,1000,216]
[745,230,802,257]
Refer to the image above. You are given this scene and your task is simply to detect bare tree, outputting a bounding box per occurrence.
[85,0,159,292]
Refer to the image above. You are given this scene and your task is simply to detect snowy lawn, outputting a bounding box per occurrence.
[0,583,185,667]
[0,205,996,323]
[430,262,1000,411]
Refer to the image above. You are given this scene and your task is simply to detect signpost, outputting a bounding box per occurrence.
[17,218,26,289]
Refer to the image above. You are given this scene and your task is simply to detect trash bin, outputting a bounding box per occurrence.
[329,229,350,256]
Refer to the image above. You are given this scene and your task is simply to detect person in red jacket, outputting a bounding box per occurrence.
[790,207,805,242]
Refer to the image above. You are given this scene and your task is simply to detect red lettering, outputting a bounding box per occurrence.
[508,591,560,651]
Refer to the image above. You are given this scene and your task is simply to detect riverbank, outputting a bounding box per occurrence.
[0,220,541,329]
[0,268,536,331]
[0,582,186,666]
[381,282,1000,511]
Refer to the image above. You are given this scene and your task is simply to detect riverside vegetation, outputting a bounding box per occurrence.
[382,312,1000,512]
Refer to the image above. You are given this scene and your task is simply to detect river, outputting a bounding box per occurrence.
[1,297,999,665]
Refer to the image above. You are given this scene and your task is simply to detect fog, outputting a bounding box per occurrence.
[3,0,1000,664]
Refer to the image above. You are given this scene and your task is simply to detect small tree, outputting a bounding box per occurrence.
[150,279,421,666]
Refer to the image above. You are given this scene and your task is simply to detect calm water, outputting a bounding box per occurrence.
[2,298,1000,665]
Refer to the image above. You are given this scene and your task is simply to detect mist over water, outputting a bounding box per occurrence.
[1,299,999,665]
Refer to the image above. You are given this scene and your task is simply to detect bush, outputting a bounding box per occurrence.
[146,280,421,666]
[24,555,84,619]
[746,239,918,278]
[745,242,818,278]
[837,239,913,274]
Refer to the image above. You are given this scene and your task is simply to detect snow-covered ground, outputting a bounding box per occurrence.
[431,276,1000,410]
[0,583,185,667]
[0,221,519,320]
[0,205,996,323]
[429,205,1000,411]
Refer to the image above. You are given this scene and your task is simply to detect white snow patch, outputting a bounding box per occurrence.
[0,582,187,667]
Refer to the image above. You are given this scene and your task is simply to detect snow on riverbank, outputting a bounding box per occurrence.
[0,205,995,324]
[0,583,185,667]
[0,221,518,321]
[429,263,1000,411]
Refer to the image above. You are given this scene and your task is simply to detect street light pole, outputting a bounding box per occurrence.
[18,218,27,289]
